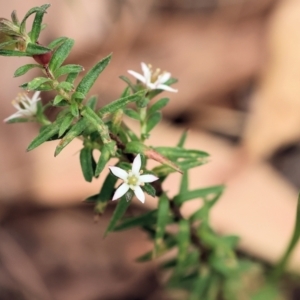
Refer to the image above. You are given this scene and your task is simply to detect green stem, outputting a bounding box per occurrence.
[140,107,147,141]
[270,193,300,281]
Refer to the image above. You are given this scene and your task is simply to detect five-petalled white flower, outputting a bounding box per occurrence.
[109,154,159,203]
[4,91,41,122]
[128,62,178,93]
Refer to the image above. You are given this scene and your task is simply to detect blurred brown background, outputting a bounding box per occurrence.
[1,0,300,299]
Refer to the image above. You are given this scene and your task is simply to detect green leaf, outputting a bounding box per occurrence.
[148,98,169,115]
[175,219,191,275]
[54,118,87,156]
[56,81,73,92]
[0,40,17,50]
[114,210,158,231]
[49,38,74,72]
[26,43,51,55]
[14,64,42,77]
[0,50,31,57]
[95,145,111,177]
[174,185,224,206]
[66,72,79,84]
[71,92,85,102]
[143,182,156,197]
[85,172,118,214]
[177,130,188,148]
[76,53,112,96]
[81,106,112,145]
[30,6,48,42]
[119,75,137,92]
[86,95,98,109]
[70,102,79,117]
[189,266,211,300]
[20,4,50,34]
[121,86,131,98]
[80,148,95,182]
[5,117,31,124]
[154,194,170,256]
[53,64,84,78]
[58,112,73,137]
[47,37,68,50]
[53,95,65,106]
[104,196,131,236]
[27,122,60,151]
[124,141,148,154]
[124,108,140,120]
[11,11,20,26]
[27,77,51,90]
[98,90,145,116]
[146,111,161,133]
[155,147,209,160]
[271,193,300,280]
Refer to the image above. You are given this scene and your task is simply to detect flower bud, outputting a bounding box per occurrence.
[33,51,52,66]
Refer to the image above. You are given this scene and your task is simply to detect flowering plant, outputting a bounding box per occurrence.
[2,4,300,299]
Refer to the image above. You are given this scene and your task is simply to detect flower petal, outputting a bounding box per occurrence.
[141,62,151,83]
[156,84,178,93]
[31,91,41,103]
[112,183,129,200]
[109,166,128,180]
[132,154,141,174]
[140,174,159,183]
[156,72,171,84]
[134,186,145,203]
[3,112,23,122]
[127,70,146,84]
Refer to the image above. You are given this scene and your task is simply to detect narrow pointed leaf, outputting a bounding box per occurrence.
[27,77,51,90]
[98,90,144,116]
[95,145,111,177]
[124,108,140,120]
[70,102,79,117]
[114,210,158,231]
[80,148,94,182]
[58,112,73,137]
[0,40,17,50]
[26,43,51,55]
[53,95,65,106]
[0,50,30,57]
[76,53,112,96]
[155,147,209,160]
[49,38,74,72]
[53,64,84,78]
[271,193,300,280]
[81,106,111,145]
[143,182,156,197]
[47,37,68,50]
[148,98,169,115]
[56,81,73,92]
[175,219,190,275]
[174,185,224,206]
[11,11,20,26]
[147,111,161,133]
[30,7,48,42]
[177,130,188,148]
[20,4,50,33]
[154,194,170,256]
[54,118,87,156]
[104,196,131,236]
[86,95,98,109]
[119,75,137,92]
[14,64,42,77]
[27,122,60,151]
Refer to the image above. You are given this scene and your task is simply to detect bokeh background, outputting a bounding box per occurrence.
[1,0,300,299]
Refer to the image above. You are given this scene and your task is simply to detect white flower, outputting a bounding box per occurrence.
[109,154,159,203]
[4,91,41,122]
[128,62,178,93]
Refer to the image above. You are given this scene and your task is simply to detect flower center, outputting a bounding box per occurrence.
[127,174,139,187]
[148,64,161,83]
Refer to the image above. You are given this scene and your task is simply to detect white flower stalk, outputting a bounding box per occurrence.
[4,91,41,122]
[128,62,178,93]
[109,154,159,203]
